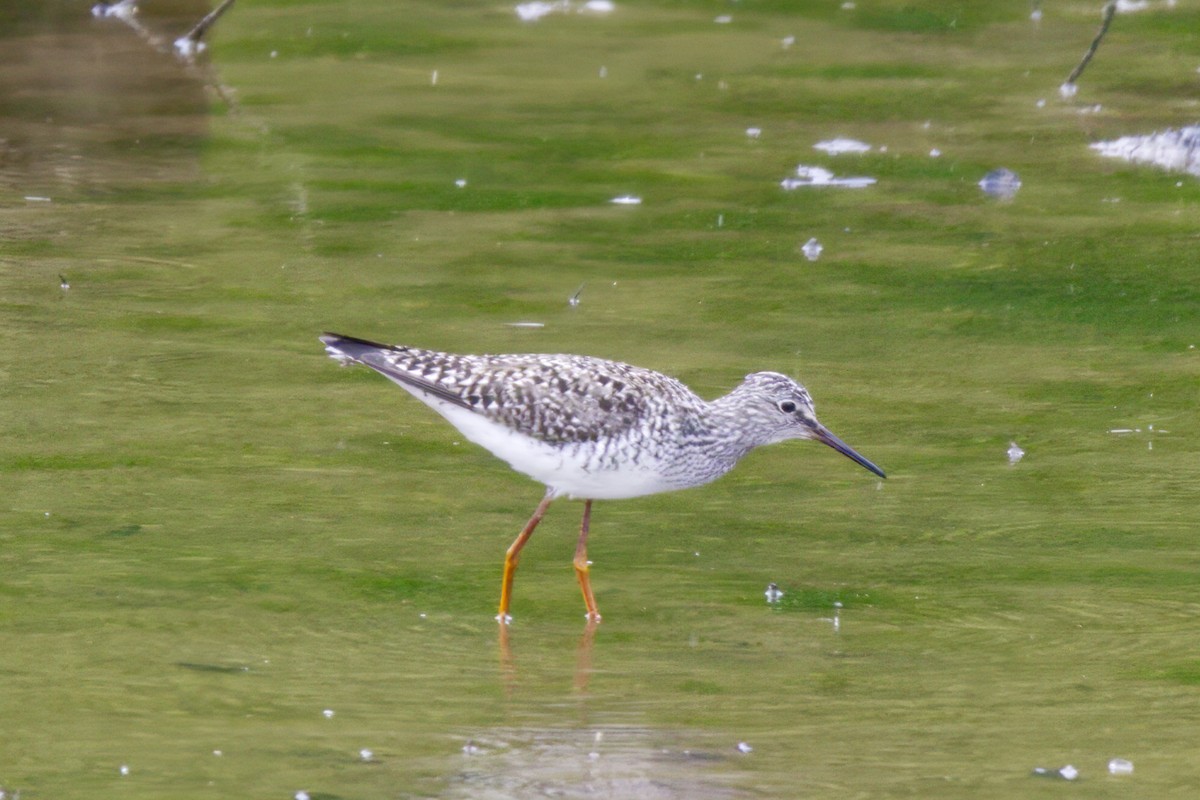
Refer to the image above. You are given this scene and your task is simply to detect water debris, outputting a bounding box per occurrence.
[431,70,439,85]
[1108,758,1134,775]
[359,748,375,762]
[1091,126,1200,176]
[462,740,483,756]
[781,165,876,189]
[819,601,843,632]
[24,195,51,203]
[745,127,762,139]
[455,178,467,188]
[322,709,335,718]
[119,765,130,776]
[517,1,567,20]
[714,15,733,24]
[515,0,614,21]
[173,0,235,61]
[93,0,238,79]
[295,792,310,800]
[929,148,942,158]
[610,195,642,205]
[568,283,585,307]
[813,138,871,155]
[1062,0,1117,97]
[979,168,1022,199]
[800,238,823,261]
[736,742,753,754]
[781,35,795,49]
[1032,765,1078,781]
[507,321,546,328]
[764,583,783,603]
[92,0,137,20]
[1007,441,1025,464]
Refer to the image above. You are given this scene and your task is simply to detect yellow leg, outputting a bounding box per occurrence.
[573,500,601,622]
[497,491,553,624]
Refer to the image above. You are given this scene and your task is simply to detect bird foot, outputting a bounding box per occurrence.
[495,613,513,625]
[584,612,602,623]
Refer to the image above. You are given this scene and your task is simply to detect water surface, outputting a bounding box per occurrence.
[3,1,1200,798]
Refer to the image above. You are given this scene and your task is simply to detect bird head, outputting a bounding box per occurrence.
[735,372,886,478]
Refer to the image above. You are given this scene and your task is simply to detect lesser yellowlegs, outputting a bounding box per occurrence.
[320,333,885,623]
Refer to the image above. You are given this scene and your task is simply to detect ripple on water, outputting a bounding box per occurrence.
[447,725,751,799]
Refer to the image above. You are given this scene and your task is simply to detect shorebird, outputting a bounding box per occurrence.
[320,333,885,623]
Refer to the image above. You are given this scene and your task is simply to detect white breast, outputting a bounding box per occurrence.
[389,381,687,500]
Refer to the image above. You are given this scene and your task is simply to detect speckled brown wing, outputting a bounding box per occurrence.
[321,333,699,446]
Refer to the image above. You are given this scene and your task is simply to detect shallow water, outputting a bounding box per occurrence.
[4,1,1200,798]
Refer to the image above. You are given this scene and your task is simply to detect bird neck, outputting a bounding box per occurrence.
[701,391,767,459]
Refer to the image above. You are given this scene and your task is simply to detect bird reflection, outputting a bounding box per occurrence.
[498,619,599,696]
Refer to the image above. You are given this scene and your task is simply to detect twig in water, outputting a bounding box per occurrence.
[1061,1,1117,98]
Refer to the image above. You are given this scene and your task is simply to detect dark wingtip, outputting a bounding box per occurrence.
[320,332,399,364]
[320,331,387,347]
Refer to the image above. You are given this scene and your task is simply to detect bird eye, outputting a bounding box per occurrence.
[778,401,797,414]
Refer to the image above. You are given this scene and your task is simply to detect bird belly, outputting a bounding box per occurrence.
[406,396,688,500]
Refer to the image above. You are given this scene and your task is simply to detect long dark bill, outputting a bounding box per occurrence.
[813,424,886,479]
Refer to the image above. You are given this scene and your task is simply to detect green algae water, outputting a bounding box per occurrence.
[3,1,1200,797]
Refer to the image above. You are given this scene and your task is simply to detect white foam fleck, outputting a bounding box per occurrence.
[814,138,870,154]
[1108,758,1134,775]
[516,1,567,21]
[781,165,875,189]
[1091,126,1200,176]
[801,238,823,261]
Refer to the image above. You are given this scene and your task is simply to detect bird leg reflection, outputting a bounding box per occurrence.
[495,614,600,695]
[574,617,599,693]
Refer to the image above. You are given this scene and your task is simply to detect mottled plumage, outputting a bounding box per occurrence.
[320,332,885,622]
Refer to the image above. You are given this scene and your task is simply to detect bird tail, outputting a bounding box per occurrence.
[320,332,398,365]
